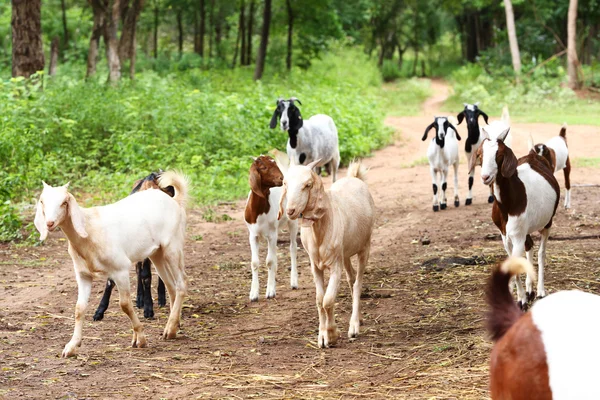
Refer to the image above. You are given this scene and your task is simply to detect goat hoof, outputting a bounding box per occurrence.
[440,203,447,210]
[488,195,495,203]
[136,299,144,309]
[143,309,155,319]
[454,200,460,207]
[526,291,536,303]
[465,198,472,206]
[92,312,104,322]
[433,205,439,212]
[158,300,167,308]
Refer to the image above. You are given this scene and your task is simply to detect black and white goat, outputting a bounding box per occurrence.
[269,98,340,182]
[422,117,461,211]
[92,171,173,321]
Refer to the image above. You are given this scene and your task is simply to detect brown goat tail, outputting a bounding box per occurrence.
[158,170,190,208]
[486,257,536,342]
[347,161,368,182]
[560,123,567,138]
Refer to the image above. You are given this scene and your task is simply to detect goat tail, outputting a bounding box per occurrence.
[486,257,536,342]
[347,160,368,182]
[158,170,190,208]
[501,105,510,125]
[560,123,567,139]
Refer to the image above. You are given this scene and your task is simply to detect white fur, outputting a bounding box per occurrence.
[245,186,298,301]
[542,132,571,209]
[426,118,460,209]
[531,290,600,399]
[34,172,189,357]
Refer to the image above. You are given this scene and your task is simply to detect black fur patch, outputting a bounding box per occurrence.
[442,182,447,191]
[299,153,306,164]
[433,184,438,194]
[468,176,474,189]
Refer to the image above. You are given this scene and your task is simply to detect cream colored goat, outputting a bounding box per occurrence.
[278,160,375,348]
[34,171,189,358]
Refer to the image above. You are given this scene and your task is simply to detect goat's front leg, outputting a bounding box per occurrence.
[524,235,535,302]
[322,261,342,348]
[510,240,528,309]
[564,157,572,209]
[440,168,448,210]
[112,270,147,349]
[349,247,369,339]
[452,162,460,207]
[537,228,550,299]
[288,220,299,289]
[248,233,260,302]
[430,167,440,212]
[466,154,474,205]
[265,232,278,299]
[93,279,114,321]
[311,263,327,348]
[63,270,93,357]
[140,259,155,319]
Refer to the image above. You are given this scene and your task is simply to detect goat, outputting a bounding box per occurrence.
[422,117,461,211]
[34,171,189,357]
[458,104,513,205]
[477,128,559,308]
[487,257,600,400]
[93,171,173,321]
[278,160,375,348]
[269,97,340,182]
[244,155,298,301]
[528,124,572,209]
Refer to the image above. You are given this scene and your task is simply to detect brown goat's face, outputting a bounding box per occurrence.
[254,156,284,188]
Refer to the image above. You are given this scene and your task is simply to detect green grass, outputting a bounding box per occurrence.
[573,158,600,168]
[381,78,432,117]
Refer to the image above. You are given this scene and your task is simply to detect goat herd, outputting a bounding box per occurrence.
[32,98,599,398]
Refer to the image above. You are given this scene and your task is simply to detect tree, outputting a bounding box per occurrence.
[245,0,255,65]
[86,0,106,78]
[11,0,45,78]
[503,0,521,75]
[253,0,271,80]
[567,0,581,89]
[119,0,146,79]
[286,0,293,70]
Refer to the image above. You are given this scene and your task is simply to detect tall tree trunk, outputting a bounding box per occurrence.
[215,4,223,59]
[253,0,271,80]
[209,0,215,58]
[199,0,205,57]
[194,8,200,53]
[286,0,293,70]
[87,0,105,78]
[153,5,159,58]
[177,9,183,59]
[119,0,145,64]
[246,0,254,65]
[503,0,521,75]
[104,0,122,83]
[239,0,246,65]
[11,0,45,78]
[567,0,581,89]
[61,0,69,49]
[49,37,59,76]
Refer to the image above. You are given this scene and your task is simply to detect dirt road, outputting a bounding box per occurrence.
[2,80,599,399]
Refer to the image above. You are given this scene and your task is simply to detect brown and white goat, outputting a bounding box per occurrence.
[244,155,298,301]
[278,160,375,348]
[477,128,559,308]
[487,257,600,400]
[529,124,572,209]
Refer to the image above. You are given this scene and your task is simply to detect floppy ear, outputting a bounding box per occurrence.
[422,122,436,141]
[479,110,489,124]
[248,164,265,198]
[269,108,280,129]
[447,122,460,140]
[34,199,48,242]
[498,127,510,143]
[500,146,518,178]
[306,158,321,170]
[468,146,482,174]
[456,111,465,125]
[68,194,88,238]
[277,184,287,220]
[481,127,490,140]
[527,133,535,150]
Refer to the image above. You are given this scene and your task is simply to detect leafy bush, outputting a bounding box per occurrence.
[0,49,393,240]
[381,60,402,82]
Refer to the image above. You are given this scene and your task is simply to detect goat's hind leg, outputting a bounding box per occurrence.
[466,156,474,205]
[288,219,299,289]
[537,228,550,299]
[430,167,440,212]
[157,277,166,307]
[265,232,278,299]
[112,269,147,349]
[524,235,536,302]
[440,168,448,210]
[564,157,572,209]
[139,259,155,319]
[453,161,460,207]
[248,233,260,302]
[322,262,342,347]
[349,246,369,339]
[93,279,115,321]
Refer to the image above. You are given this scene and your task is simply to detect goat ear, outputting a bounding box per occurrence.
[68,194,88,238]
[248,164,265,198]
[277,184,287,221]
[447,122,460,140]
[479,110,489,124]
[468,147,482,174]
[481,127,490,140]
[498,127,510,143]
[34,200,48,241]
[306,159,321,170]
[422,122,436,141]
[269,108,280,129]
[456,111,465,125]
[527,134,535,150]
[42,180,50,189]
[500,146,518,178]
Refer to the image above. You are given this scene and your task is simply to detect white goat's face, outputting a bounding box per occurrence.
[34,182,70,239]
[282,164,314,220]
[436,118,446,142]
[279,100,291,131]
[480,139,499,185]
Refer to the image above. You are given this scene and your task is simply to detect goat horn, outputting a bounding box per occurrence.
[289,97,302,105]
[474,102,480,106]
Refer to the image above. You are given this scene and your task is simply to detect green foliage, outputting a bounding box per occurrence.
[381,78,432,117]
[0,201,22,242]
[381,60,401,82]
[0,49,394,241]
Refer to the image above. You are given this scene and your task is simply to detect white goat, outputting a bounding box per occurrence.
[528,124,572,209]
[269,97,340,182]
[34,171,189,357]
[278,160,375,348]
[423,116,461,211]
[244,155,298,301]
[479,129,559,308]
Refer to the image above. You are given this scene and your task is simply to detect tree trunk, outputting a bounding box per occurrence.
[153,5,159,58]
[253,0,271,80]
[246,0,254,65]
[209,0,215,58]
[104,0,122,83]
[567,0,581,89]
[239,0,246,66]
[199,0,205,57]
[86,0,105,78]
[49,37,59,76]
[194,8,200,53]
[177,9,183,59]
[61,0,69,49]
[412,45,419,76]
[11,0,45,78]
[286,0,293,70]
[119,0,145,64]
[503,0,521,75]
[215,4,223,59]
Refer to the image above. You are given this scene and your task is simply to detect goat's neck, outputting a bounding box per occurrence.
[59,212,90,250]
[288,128,301,149]
[244,189,271,224]
[303,191,333,244]
[495,172,526,216]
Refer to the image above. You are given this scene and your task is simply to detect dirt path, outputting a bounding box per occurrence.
[2,81,600,399]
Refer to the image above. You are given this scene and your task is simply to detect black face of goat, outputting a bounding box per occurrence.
[457,103,489,153]
[269,98,304,148]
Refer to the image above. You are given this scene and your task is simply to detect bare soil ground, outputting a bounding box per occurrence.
[2,80,600,399]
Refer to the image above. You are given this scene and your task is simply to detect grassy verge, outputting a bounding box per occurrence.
[573,158,600,168]
[381,78,432,117]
